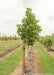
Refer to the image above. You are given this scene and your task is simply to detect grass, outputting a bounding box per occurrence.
[0,40,22,47]
[35,42,54,75]
[0,40,22,51]
[0,45,27,75]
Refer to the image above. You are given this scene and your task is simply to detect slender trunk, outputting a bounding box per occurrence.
[22,39,25,74]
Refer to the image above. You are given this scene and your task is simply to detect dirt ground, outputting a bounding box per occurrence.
[10,45,42,75]
[49,51,54,57]
[0,44,22,61]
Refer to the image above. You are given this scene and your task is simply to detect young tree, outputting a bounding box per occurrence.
[0,33,1,40]
[13,35,18,40]
[9,35,12,40]
[4,35,8,41]
[44,38,52,49]
[17,8,42,74]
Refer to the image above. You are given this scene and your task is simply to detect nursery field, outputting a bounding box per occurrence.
[0,40,22,60]
[0,39,28,75]
[0,40,22,51]
[0,40,23,75]
[0,40,54,75]
[0,7,54,75]
[35,42,54,75]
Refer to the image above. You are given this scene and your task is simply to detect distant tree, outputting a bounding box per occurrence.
[4,35,8,41]
[1,35,8,41]
[13,35,18,40]
[52,33,54,36]
[2,36,5,41]
[9,35,12,40]
[0,33,1,40]
[44,38,52,49]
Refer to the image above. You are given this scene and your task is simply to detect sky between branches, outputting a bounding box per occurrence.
[0,0,54,36]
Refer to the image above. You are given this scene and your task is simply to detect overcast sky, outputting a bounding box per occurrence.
[0,0,54,36]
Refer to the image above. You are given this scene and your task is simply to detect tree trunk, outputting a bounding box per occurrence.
[22,39,25,75]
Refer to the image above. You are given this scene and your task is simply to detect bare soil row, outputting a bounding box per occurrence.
[10,45,42,75]
[25,45,42,75]
[0,44,22,60]
[38,41,54,57]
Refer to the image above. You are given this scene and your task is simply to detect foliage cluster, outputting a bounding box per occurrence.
[17,8,42,46]
[39,33,54,48]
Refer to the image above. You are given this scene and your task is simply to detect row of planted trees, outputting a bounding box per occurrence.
[39,33,54,48]
[0,34,20,41]
[17,8,42,74]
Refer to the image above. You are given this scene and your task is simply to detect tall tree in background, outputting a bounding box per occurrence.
[0,33,1,40]
[17,8,42,74]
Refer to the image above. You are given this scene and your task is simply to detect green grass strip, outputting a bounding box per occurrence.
[0,45,27,75]
[0,40,19,46]
[0,40,22,51]
[35,42,54,75]
[0,40,22,47]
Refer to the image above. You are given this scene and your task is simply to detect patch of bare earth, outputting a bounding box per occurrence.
[25,45,42,75]
[10,60,23,75]
[10,45,42,75]
[48,49,54,57]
